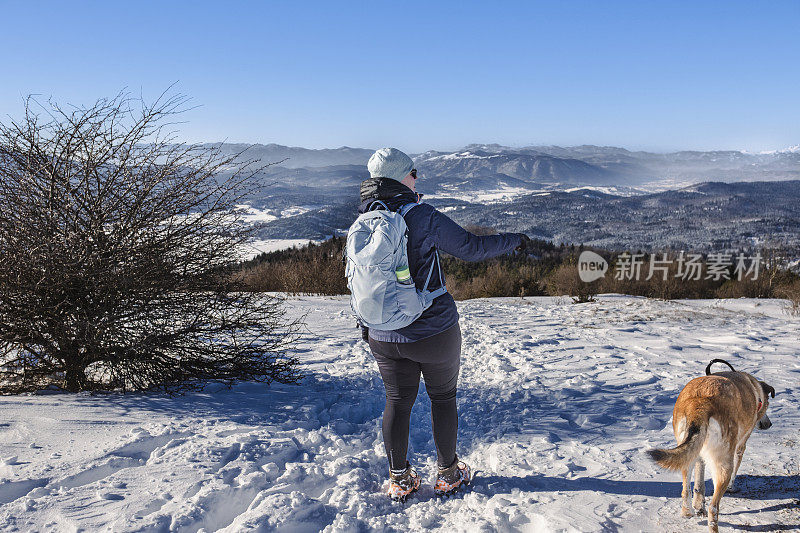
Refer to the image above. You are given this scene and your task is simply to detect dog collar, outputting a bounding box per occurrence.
[757,399,762,413]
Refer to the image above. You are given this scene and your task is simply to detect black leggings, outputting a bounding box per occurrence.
[368,324,462,470]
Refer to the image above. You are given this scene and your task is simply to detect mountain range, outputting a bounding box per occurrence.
[214,142,800,188]
[218,143,800,253]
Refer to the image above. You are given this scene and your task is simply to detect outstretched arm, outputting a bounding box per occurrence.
[432,209,523,262]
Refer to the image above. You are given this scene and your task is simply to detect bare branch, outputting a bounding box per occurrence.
[0,91,301,393]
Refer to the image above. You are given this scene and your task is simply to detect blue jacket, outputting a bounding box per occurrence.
[358,178,522,343]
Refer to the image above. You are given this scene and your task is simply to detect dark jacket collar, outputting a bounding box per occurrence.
[358,177,423,214]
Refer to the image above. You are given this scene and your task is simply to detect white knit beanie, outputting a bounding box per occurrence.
[367,147,414,182]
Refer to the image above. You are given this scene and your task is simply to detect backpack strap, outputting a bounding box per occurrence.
[399,202,419,217]
[398,201,448,304]
[424,285,448,305]
[368,200,389,212]
[420,247,447,304]
[367,200,417,214]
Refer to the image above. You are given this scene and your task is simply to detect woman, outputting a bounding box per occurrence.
[358,148,528,501]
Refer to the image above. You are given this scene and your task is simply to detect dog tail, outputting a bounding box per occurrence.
[646,409,709,471]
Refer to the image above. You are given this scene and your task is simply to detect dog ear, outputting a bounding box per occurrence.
[761,381,775,399]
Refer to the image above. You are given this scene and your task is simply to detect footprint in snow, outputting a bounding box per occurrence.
[97,490,125,500]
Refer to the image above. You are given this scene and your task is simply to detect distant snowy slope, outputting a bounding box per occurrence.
[760,144,800,155]
[1,295,797,531]
[414,149,619,187]
[202,143,374,169]
[205,142,800,188]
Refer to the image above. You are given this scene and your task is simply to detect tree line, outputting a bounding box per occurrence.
[236,235,800,308]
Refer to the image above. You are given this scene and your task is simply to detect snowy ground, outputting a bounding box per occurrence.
[1,295,798,532]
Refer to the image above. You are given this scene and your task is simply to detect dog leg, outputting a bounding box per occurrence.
[693,459,706,515]
[727,444,745,494]
[708,458,733,533]
[681,463,695,517]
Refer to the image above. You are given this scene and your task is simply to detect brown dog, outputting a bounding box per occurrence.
[647,359,775,533]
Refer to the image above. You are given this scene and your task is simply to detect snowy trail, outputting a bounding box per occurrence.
[1,295,798,532]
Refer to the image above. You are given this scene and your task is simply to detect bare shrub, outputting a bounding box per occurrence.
[600,253,724,300]
[236,238,347,295]
[546,262,598,303]
[235,239,800,309]
[775,279,800,315]
[238,256,348,295]
[447,261,542,300]
[0,93,301,393]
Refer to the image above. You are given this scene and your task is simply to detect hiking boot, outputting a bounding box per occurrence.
[434,456,471,497]
[387,462,421,502]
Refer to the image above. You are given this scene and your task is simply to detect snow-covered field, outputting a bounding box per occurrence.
[425,186,538,204]
[238,239,321,260]
[1,295,798,532]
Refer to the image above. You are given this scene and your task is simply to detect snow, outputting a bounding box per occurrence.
[563,186,646,197]
[426,151,500,161]
[280,206,314,218]
[636,179,701,193]
[235,205,319,224]
[427,185,642,204]
[1,295,798,531]
[238,239,321,260]
[758,145,800,155]
[235,205,278,224]
[426,186,538,203]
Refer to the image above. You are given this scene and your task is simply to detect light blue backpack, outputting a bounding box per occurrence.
[345,201,447,330]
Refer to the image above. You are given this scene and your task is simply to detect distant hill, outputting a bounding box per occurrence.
[206,142,800,188]
[414,144,800,187]
[201,143,374,169]
[201,142,800,252]
[413,150,618,186]
[247,178,800,253]
[441,179,800,250]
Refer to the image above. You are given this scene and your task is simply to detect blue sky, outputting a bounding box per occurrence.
[1,1,798,153]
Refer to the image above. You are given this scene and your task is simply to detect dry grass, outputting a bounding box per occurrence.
[236,256,347,296]
[775,279,800,315]
[234,240,800,307]
[447,262,543,300]
[546,263,598,303]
